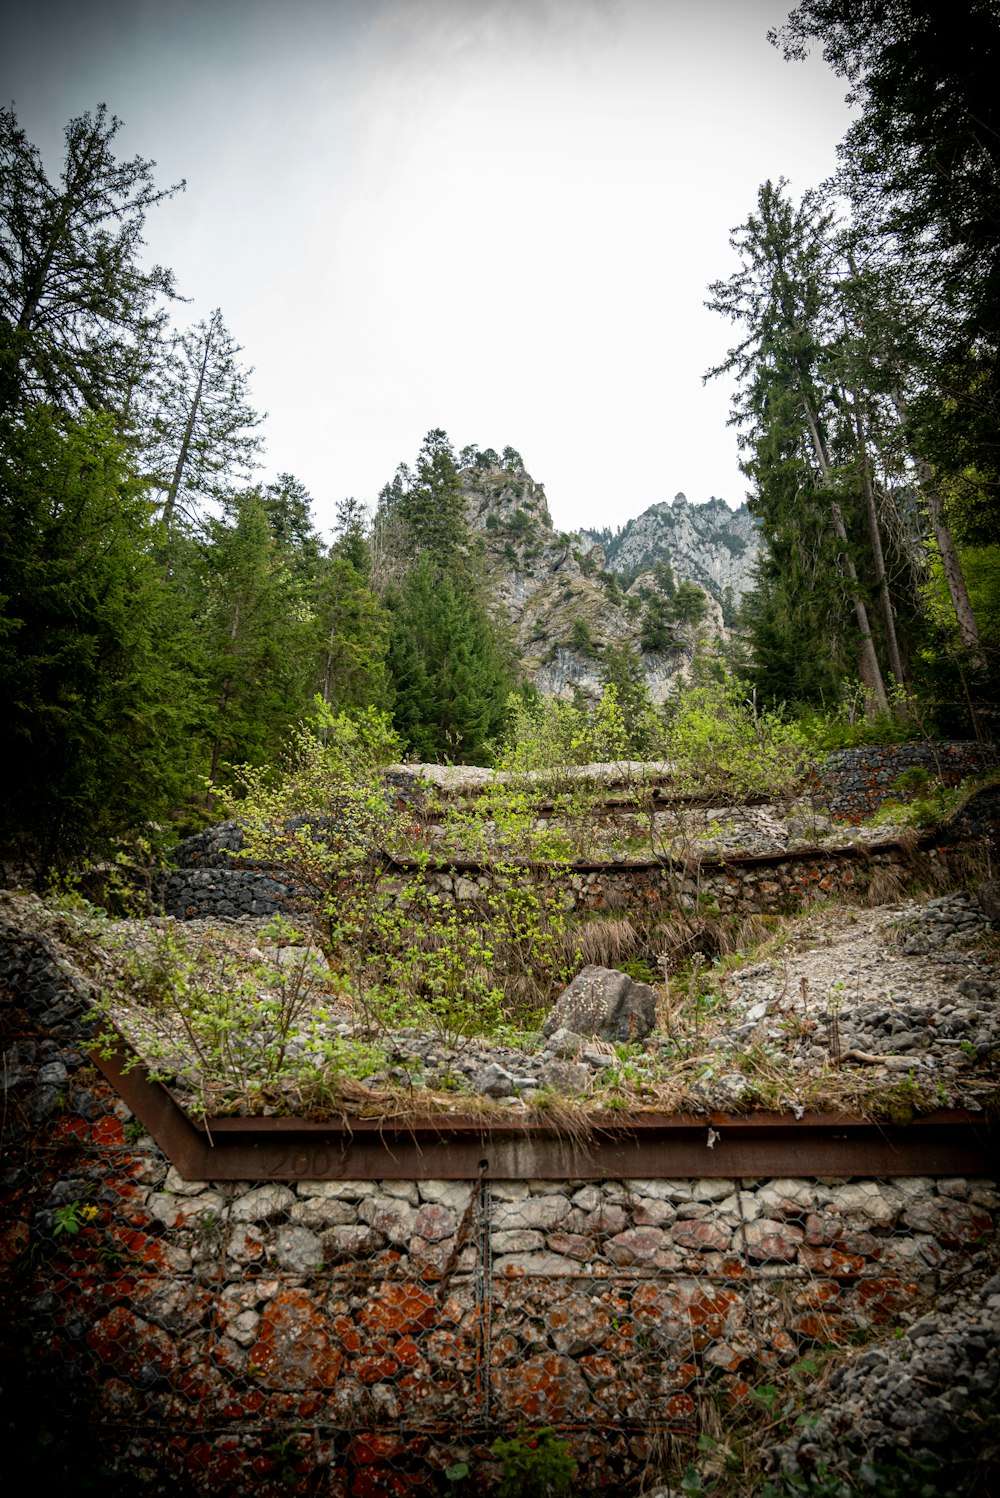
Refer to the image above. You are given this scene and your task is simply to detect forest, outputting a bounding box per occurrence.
[0,0,997,884]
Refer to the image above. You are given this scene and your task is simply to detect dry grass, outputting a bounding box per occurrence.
[573,916,642,968]
[865,864,910,905]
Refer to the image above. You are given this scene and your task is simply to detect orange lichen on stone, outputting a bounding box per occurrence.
[359,1284,437,1338]
[249,1288,343,1389]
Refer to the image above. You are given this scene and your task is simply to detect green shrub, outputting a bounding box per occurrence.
[491,1427,576,1498]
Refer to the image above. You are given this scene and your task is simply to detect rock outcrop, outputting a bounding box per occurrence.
[581,491,760,614]
[461,462,736,704]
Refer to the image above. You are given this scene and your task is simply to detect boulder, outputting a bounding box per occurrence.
[543,965,658,1042]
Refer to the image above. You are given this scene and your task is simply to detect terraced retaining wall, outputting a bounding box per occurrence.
[158,742,996,923]
[161,839,973,923]
[2,913,998,1496]
[818,741,997,821]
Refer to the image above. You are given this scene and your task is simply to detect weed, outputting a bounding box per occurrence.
[490,1426,576,1498]
[53,1200,98,1237]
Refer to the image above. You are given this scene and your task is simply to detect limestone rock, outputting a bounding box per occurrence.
[543,964,658,1042]
[473,1061,517,1098]
[460,460,740,704]
[536,1059,592,1094]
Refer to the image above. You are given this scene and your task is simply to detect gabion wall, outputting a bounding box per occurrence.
[2,918,997,1495]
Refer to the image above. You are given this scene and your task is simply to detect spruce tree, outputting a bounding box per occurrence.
[706,180,897,708]
[387,554,512,764]
[0,104,181,422]
[395,428,470,562]
[0,409,191,875]
[315,503,391,715]
[146,309,263,530]
[197,495,315,804]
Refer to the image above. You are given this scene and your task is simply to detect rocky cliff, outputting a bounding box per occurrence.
[581,492,760,615]
[460,461,736,704]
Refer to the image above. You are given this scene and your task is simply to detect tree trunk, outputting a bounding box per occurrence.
[882,387,985,664]
[799,392,891,712]
[160,313,216,531]
[914,459,985,663]
[849,388,906,686]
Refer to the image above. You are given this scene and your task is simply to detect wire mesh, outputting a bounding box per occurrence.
[2,921,997,1495]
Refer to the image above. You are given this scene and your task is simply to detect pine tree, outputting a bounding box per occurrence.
[259,472,325,579]
[0,409,191,875]
[0,104,181,422]
[396,428,470,563]
[315,502,390,715]
[146,308,262,530]
[386,554,512,764]
[706,180,895,708]
[197,495,315,804]
[773,2,997,662]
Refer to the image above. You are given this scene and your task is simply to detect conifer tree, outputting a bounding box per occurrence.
[0,104,181,422]
[147,308,262,530]
[707,180,896,707]
[772,2,996,667]
[376,430,516,761]
[386,554,511,764]
[0,409,190,874]
[197,495,315,804]
[315,498,391,715]
[395,428,470,562]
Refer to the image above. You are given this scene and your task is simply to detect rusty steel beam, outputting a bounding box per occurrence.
[91,1031,997,1183]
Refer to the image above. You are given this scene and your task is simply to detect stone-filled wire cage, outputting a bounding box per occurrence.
[3,919,999,1496]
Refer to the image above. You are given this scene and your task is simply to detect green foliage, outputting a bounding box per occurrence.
[500,685,631,773]
[793,685,926,750]
[53,1200,99,1237]
[86,899,389,1114]
[570,615,597,655]
[229,704,577,1046]
[661,676,808,799]
[198,493,319,801]
[671,579,710,625]
[0,407,194,876]
[387,552,513,764]
[639,594,675,651]
[395,428,469,564]
[147,307,263,530]
[490,1427,576,1498]
[314,551,391,717]
[600,645,657,754]
[0,103,180,422]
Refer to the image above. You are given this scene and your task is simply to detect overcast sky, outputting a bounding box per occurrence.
[3,0,854,536]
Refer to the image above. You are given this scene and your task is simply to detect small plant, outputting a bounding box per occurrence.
[490,1426,576,1498]
[53,1201,99,1237]
[893,766,931,800]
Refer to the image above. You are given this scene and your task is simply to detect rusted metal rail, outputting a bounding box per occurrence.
[93,1032,997,1182]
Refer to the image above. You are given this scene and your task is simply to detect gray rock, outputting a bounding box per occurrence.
[36,1060,68,1086]
[543,1027,585,1057]
[473,1062,517,1098]
[274,1225,324,1273]
[543,964,658,1042]
[536,1059,592,1094]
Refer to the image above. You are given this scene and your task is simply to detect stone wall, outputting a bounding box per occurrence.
[819,740,996,821]
[2,907,997,1495]
[159,841,962,924]
[155,742,996,923]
